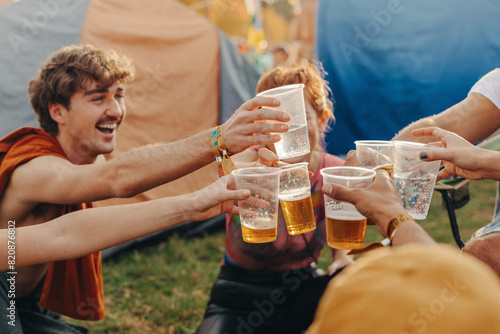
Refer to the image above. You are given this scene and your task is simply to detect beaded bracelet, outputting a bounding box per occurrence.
[210,125,237,177]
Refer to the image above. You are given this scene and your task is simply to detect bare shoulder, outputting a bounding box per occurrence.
[1,155,70,220]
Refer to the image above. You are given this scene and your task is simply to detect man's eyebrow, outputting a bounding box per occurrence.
[84,88,109,96]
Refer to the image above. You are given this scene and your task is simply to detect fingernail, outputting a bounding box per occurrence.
[281,124,288,131]
[323,184,333,193]
[273,99,280,106]
[282,114,291,121]
[420,152,428,160]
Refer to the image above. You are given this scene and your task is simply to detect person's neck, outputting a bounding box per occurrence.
[55,133,98,165]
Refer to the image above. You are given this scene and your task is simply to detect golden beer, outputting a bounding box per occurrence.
[326,217,367,249]
[241,219,277,243]
[372,164,394,178]
[280,195,316,235]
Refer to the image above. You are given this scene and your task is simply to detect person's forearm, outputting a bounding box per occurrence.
[390,221,437,247]
[332,249,351,261]
[8,194,197,269]
[102,129,214,198]
[370,206,436,246]
[476,148,500,181]
[393,93,500,144]
[392,116,438,142]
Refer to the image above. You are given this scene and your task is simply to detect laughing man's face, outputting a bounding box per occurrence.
[58,80,126,162]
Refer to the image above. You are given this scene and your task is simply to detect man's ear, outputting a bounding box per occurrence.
[48,102,66,125]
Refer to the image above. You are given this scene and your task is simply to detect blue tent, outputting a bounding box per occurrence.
[317,0,500,156]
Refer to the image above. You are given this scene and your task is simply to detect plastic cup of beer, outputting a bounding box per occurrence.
[279,162,315,235]
[355,140,395,177]
[320,167,376,250]
[232,167,281,243]
[393,141,444,220]
[256,84,310,159]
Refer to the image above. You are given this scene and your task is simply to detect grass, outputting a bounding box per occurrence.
[70,179,498,333]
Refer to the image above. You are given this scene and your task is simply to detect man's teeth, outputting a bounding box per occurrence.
[97,124,116,130]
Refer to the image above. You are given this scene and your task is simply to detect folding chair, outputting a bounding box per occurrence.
[434,176,469,248]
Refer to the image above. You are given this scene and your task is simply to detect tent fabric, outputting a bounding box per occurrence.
[0,0,90,135]
[0,0,10,10]
[219,30,260,123]
[317,0,500,156]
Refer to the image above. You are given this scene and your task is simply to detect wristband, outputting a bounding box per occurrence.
[210,126,237,177]
[347,213,414,255]
[386,213,413,242]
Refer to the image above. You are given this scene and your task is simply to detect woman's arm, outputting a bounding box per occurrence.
[414,126,500,182]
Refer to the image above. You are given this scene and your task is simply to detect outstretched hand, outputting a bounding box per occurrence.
[412,126,500,181]
[189,175,251,222]
[221,96,290,155]
[344,150,358,167]
[322,170,406,237]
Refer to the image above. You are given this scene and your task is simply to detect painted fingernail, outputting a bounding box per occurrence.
[420,152,428,160]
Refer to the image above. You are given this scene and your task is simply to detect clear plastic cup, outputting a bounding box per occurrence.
[320,167,376,250]
[257,84,310,159]
[393,141,444,220]
[279,162,315,235]
[232,167,281,243]
[355,140,395,177]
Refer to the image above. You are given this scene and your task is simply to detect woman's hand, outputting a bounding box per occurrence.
[344,150,358,167]
[412,126,500,181]
[253,148,283,167]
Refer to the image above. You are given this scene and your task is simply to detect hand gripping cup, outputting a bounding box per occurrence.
[257,84,310,159]
[232,167,281,243]
[355,140,395,177]
[320,167,376,250]
[393,141,444,220]
[279,162,315,235]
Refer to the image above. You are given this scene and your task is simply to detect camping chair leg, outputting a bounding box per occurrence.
[438,190,465,249]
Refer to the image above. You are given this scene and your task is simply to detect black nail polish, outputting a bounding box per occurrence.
[420,152,428,160]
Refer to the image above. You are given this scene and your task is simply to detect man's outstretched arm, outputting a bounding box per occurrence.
[5,96,290,207]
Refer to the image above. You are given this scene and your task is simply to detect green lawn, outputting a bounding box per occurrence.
[71,179,497,333]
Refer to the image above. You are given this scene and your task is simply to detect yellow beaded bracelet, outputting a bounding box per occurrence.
[210,125,237,177]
